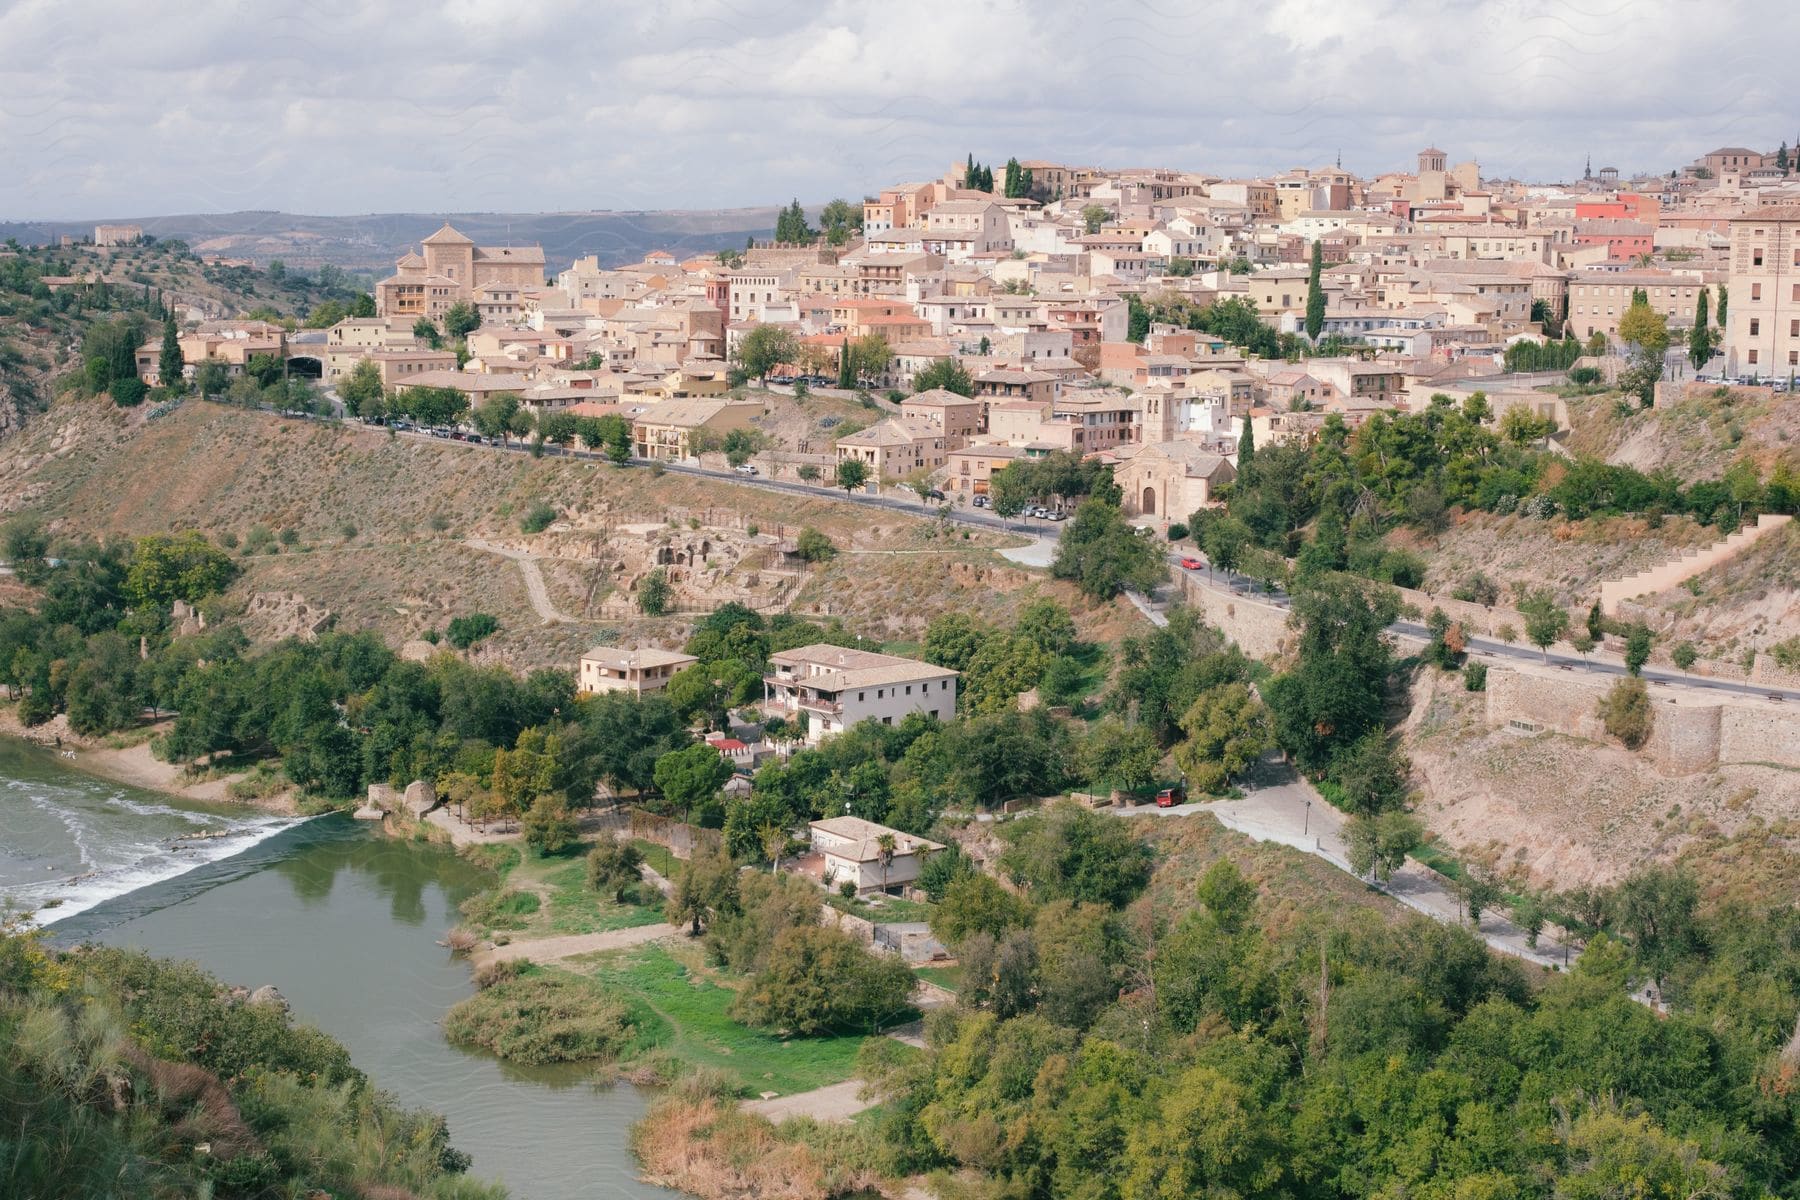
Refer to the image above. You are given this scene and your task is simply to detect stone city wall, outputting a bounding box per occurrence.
[1483,664,1800,774]
[1177,574,1293,660]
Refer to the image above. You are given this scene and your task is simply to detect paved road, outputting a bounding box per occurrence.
[1168,552,1800,703]
[1117,763,1577,970]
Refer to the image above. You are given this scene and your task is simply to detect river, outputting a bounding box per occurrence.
[0,739,680,1200]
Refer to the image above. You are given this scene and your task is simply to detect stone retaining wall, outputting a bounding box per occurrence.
[1177,574,1292,659]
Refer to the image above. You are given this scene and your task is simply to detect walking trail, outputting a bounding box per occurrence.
[471,921,676,968]
[464,537,575,623]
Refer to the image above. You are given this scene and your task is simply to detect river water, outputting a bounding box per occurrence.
[0,740,680,1200]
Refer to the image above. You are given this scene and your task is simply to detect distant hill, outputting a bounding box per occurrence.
[0,208,783,273]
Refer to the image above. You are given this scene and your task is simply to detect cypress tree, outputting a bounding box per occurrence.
[158,314,182,388]
[1688,287,1713,371]
[1779,142,1790,174]
[1304,240,1326,341]
[1236,414,1255,486]
[837,338,853,389]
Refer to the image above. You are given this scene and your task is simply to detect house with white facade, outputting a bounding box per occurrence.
[808,816,946,894]
[763,644,958,743]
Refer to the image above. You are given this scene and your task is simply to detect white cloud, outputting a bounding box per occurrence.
[0,0,1789,217]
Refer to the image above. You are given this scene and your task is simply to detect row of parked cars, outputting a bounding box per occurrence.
[968,495,1066,519]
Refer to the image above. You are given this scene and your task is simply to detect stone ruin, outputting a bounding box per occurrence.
[241,592,334,641]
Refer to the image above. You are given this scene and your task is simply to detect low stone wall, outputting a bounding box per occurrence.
[820,906,876,944]
[1391,583,1539,642]
[627,809,722,859]
[1483,663,1800,774]
[1177,574,1292,659]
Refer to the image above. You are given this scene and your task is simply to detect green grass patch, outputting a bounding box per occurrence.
[541,860,664,936]
[581,942,869,1096]
[913,964,963,993]
[461,843,523,877]
[631,838,681,879]
[443,967,635,1065]
[825,893,935,924]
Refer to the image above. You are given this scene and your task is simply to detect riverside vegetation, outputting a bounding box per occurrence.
[0,919,500,1199]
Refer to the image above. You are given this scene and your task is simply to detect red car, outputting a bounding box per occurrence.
[1178,557,1204,571]
[1154,785,1187,807]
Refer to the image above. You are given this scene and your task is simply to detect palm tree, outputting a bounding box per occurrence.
[876,833,897,894]
[760,821,787,875]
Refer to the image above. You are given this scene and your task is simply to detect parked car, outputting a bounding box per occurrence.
[973,494,989,508]
[733,464,758,475]
[1179,556,1204,570]
[1154,784,1187,808]
[1048,510,1066,521]
[926,488,946,500]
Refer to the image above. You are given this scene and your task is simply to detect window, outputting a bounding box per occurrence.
[1792,320,1799,338]
[1791,351,1799,367]
[1754,250,1765,266]
[857,691,865,702]
[1753,284,1763,301]
[1749,349,1759,365]
[904,685,912,696]
[1751,319,1761,336]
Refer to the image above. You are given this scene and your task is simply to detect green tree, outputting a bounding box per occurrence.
[1617,298,1669,406]
[834,457,870,496]
[929,873,1033,946]
[1688,286,1715,371]
[731,924,916,1035]
[192,358,229,400]
[735,323,799,382]
[124,532,237,609]
[442,301,480,340]
[1077,719,1161,793]
[157,314,183,388]
[652,742,732,820]
[412,316,442,348]
[337,358,383,417]
[1052,496,1165,599]
[637,567,672,616]
[1517,587,1570,662]
[913,357,975,396]
[472,392,522,443]
[445,613,498,649]
[521,793,578,855]
[664,845,740,936]
[1173,682,1273,794]
[1624,624,1652,675]
[585,840,645,903]
[1263,575,1398,773]
[794,527,837,561]
[998,801,1152,908]
[1344,810,1422,882]
[1081,204,1109,235]
[1598,676,1653,748]
[1304,240,1325,341]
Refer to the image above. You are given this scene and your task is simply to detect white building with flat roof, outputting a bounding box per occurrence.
[763,644,958,743]
[577,646,698,696]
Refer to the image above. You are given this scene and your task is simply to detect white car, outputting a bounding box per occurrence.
[733,464,758,475]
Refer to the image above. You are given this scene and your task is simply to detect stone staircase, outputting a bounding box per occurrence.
[1599,513,1792,615]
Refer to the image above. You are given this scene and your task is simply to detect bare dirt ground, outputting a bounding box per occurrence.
[0,400,1097,665]
[1399,668,1800,891]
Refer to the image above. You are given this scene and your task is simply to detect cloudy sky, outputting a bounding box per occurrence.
[0,0,1787,218]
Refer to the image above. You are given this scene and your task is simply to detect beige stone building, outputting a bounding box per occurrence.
[899,388,986,448]
[94,224,143,246]
[834,417,946,479]
[1114,441,1236,521]
[632,397,763,460]
[577,646,698,696]
[1568,271,1707,342]
[375,223,545,321]
[1723,206,1800,376]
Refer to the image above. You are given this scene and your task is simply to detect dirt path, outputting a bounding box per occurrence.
[744,1079,874,1122]
[464,537,575,623]
[471,921,676,968]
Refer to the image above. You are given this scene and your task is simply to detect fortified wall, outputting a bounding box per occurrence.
[1483,664,1800,775]
[1177,573,1292,660]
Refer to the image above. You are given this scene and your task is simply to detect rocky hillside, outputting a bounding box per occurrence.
[0,399,1113,668]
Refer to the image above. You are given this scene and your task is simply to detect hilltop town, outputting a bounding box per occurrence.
[6,139,1800,1200]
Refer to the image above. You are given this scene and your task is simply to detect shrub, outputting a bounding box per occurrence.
[1568,366,1603,386]
[1495,623,1517,643]
[459,887,540,931]
[445,612,499,649]
[1166,522,1189,541]
[638,567,672,616]
[1671,641,1697,671]
[474,958,526,990]
[1598,676,1653,749]
[730,924,917,1035]
[111,377,146,406]
[520,503,557,533]
[278,527,300,546]
[442,972,635,1064]
[1451,571,1501,606]
[1463,662,1487,692]
[795,527,836,562]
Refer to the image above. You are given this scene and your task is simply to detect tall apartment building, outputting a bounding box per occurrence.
[1723,207,1800,377]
